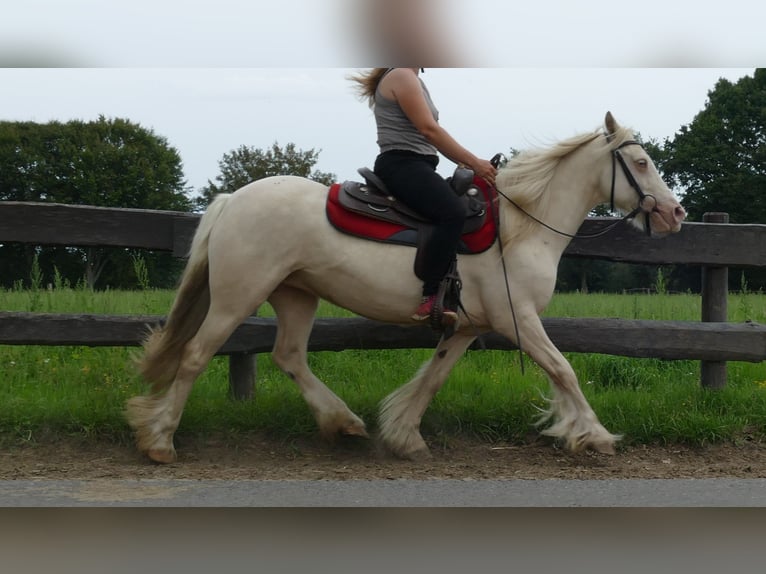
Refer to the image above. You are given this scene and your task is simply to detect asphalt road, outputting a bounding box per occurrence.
[2,478,766,506]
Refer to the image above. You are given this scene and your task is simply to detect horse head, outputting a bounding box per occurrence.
[604,112,686,236]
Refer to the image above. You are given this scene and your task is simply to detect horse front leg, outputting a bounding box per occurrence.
[499,310,620,454]
[378,331,475,460]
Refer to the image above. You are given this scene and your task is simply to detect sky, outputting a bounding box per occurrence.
[0,68,756,194]
[0,1,762,195]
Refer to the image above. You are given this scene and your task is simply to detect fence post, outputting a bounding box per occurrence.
[228,353,256,400]
[700,212,729,389]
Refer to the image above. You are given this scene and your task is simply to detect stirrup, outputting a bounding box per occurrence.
[430,264,462,335]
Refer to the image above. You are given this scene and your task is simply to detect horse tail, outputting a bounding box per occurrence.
[135,194,231,393]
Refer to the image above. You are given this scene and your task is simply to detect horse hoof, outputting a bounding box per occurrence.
[340,420,369,439]
[403,447,433,462]
[591,442,616,455]
[147,448,177,464]
[342,427,369,440]
[320,421,369,443]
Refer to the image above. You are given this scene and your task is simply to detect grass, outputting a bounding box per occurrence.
[1,285,765,448]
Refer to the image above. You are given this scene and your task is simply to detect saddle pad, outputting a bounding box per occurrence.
[326,177,498,254]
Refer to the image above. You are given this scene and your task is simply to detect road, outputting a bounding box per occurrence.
[2,478,766,506]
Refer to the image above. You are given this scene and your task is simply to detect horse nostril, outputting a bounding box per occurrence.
[675,206,687,222]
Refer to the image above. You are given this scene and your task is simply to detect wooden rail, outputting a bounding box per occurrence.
[1,313,763,362]
[1,201,765,396]
[1,201,765,267]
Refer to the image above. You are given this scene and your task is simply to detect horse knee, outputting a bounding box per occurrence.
[271,345,303,376]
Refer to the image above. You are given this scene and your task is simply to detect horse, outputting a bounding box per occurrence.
[126,112,686,463]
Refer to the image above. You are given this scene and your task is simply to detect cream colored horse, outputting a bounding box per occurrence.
[126,112,686,463]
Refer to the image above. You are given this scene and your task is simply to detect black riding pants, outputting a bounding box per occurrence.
[374,150,464,296]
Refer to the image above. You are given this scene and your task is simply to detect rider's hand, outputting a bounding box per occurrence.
[472,159,498,187]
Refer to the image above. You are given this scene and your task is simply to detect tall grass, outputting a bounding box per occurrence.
[1,283,764,447]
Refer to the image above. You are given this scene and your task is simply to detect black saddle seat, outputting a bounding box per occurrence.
[341,166,488,232]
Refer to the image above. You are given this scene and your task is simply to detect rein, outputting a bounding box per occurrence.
[487,153,525,373]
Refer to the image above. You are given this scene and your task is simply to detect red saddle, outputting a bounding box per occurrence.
[326,169,498,255]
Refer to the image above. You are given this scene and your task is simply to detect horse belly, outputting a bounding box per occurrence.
[282,241,424,323]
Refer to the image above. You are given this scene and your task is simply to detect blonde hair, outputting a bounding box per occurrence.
[348,68,389,108]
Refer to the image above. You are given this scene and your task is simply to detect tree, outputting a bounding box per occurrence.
[0,117,192,289]
[653,69,766,291]
[660,69,766,224]
[196,142,336,209]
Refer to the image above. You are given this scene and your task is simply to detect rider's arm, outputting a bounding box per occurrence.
[384,69,496,184]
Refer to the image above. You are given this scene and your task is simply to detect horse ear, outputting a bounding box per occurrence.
[605,111,618,142]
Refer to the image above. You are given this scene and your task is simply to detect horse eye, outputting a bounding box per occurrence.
[636,159,648,168]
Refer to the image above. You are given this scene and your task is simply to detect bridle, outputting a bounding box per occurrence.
[490,138,658,239]
[610,140,657,237]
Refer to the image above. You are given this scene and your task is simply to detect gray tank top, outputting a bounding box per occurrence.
[375,69,439,156]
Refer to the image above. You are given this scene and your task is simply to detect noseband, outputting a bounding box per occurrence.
[610,140,656,236]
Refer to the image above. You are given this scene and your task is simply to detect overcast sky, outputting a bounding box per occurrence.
[0,68,755,193]
[0,1,761,195]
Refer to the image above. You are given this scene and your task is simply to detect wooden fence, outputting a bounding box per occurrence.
[1,201,765,397]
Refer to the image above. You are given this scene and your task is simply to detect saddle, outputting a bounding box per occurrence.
[338,166,489,237]
[326,166,499,335]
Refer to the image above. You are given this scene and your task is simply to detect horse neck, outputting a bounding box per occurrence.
[499,143,604,250]
[546,151,603,233]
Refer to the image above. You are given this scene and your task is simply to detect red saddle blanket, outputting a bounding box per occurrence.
[325,177,498,254]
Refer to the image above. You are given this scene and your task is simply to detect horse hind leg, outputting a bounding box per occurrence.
[128,269,279,463]
[129,300,262,463]
[378,332,475,460]
[268,286,368,440]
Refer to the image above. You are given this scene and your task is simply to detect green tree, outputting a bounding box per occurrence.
[660,69,765,223]
[654,70,765,291]
[196,142,336,209]
[0,117,192,289]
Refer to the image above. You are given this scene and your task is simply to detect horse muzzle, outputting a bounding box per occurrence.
[649,203,686,235]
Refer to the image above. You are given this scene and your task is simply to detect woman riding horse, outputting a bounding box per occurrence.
[350,68,497,324]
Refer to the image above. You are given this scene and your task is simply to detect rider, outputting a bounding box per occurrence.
[350,68,497,324]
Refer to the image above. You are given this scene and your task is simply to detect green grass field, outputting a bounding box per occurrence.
[1,286,764,447]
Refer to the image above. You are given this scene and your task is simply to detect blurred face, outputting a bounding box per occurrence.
[351,0,469,66]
